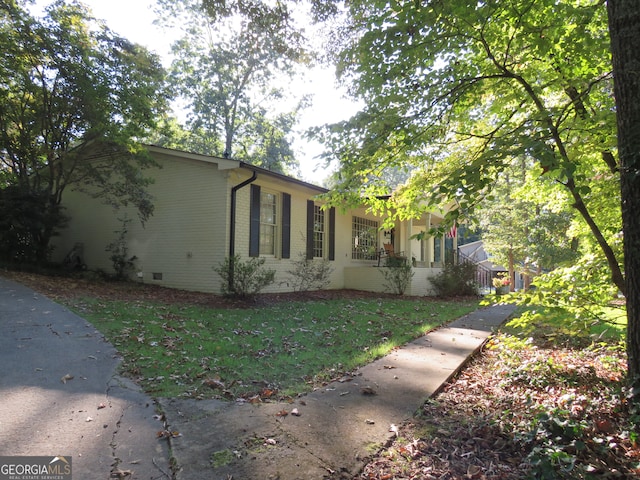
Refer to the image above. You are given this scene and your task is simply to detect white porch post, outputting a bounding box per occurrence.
[453,227,458,263]
[425,214,433,266]
[406,219,413,262]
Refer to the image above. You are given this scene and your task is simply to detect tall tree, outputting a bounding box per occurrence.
[478,160,578,290]
[316,0,622,293]
[607,0,640,399]
[156,0,306,173]
[0,0,169,264]
[309,0,640,404]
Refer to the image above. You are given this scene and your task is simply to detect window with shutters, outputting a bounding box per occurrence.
[250,185,290,258]
[260,191,277,255]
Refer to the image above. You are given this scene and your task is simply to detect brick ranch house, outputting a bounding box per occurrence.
[53,145,458,296]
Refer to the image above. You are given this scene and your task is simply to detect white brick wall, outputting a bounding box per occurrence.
[55,152,230,293]
[54,148,446,296]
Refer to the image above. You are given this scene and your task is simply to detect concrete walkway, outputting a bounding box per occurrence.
[160,303,516,479]
[0,276,515,479]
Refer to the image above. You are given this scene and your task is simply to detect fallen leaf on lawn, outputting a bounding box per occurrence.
[203,377,225,389]
[595,418,615,433]
[291,408,301,416]
[110,469,133,479]
[275,409,288,417]
[261,388,276,398]
[361,386,376,395]
[60,374,74,384]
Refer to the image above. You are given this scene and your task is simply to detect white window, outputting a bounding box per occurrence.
[352,216,378,260]
[313,205,325,258]
[260,192,277,255]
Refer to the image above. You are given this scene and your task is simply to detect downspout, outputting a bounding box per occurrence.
[229,170,257,290]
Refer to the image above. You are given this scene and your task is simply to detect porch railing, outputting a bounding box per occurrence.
[458,250,494,294]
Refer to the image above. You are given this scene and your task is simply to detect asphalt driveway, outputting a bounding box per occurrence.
[0,276,171,479]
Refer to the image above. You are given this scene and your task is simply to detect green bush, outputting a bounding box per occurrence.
[429,260,478,297]
[0,186,67,266]
[286,252,334,292]
[105,217,137,280]
[380,256,414,295]
[214,255,276,298]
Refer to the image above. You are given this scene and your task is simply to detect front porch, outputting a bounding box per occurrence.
[344,212,457,296]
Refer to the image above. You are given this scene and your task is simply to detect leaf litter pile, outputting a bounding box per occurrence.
[358,334,639,479]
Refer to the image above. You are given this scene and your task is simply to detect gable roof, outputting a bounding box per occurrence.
[146,144,328,195]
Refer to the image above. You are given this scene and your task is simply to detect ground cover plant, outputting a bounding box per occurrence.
[357,306,639,479]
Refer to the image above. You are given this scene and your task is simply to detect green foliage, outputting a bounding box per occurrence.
[0,186,67,266]
[214,255,276,298]
[105,217,137,281]
[0,1,168,264]
[429,260,478,297]
[485,321,631,479]
[380,256,414,295]
[286,252,334,292]
[525,410,585,478]
[486,254,625,342]
[70,294,478,398]
[317,0,623,294]
[157,0,304,174]
[478,161,579,279]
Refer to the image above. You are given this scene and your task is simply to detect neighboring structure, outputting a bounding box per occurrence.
[458,241,515,292]
[458,241,506,274]
[53,145,456,296]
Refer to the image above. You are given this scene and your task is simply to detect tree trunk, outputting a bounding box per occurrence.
[508,249,515,293]
[607,0,640,401]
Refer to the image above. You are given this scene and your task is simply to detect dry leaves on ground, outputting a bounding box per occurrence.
[357,337,637,479]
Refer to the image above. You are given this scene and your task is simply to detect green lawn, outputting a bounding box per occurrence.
[70,296,478,400]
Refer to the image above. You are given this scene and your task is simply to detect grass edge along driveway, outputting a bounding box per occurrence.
[69,296,479,401]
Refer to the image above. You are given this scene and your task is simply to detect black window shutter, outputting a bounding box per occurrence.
[306,200,314,260]
[282,193,291,259]
[249,184,261,257]
[329,207,336,261]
